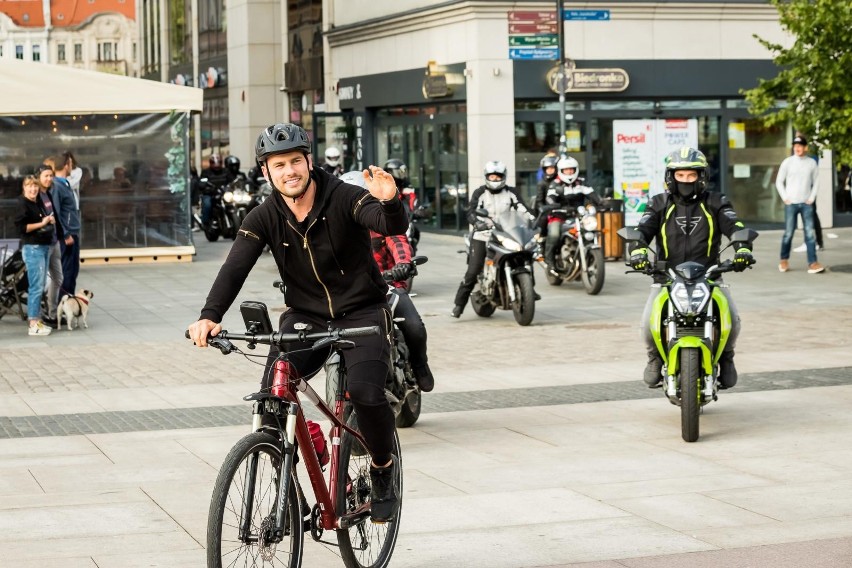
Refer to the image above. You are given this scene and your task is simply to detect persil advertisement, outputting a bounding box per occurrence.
[613,119,698,226]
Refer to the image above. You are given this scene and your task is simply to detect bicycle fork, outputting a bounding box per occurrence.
[240,400,299,544]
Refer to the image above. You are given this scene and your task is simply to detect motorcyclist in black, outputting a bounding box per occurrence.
[628,147,755,389]
[538,155,603,268]
[188,123,408,522]
[199,153,234,227]
[451,160,531,318]
[224,155,248,187]
[533,153,559,239]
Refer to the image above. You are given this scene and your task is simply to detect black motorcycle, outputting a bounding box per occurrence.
[323,256,428,428]
[540,204,606,295]
[222,178,254,240]
[466,207,539,326]
[194,178,237,242]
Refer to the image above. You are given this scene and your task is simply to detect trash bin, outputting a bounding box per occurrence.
[597,198,624,260]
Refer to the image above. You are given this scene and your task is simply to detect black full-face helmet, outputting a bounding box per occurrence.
[255,123,312,167]
[540,153,559,181]
[224,155,240,176]
[664,146,708,202]
[383,158,408,188]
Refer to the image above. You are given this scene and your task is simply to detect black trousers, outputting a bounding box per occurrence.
[454,238,487,308]
[262,303,396,462]
[391,289,428,369]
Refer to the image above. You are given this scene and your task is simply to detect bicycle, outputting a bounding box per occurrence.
[188,306,402,568]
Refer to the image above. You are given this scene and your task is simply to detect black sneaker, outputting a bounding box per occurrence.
[643,356,663,388]
[369,456,399,523]
[450,305,463,318]
[413,364,434,392]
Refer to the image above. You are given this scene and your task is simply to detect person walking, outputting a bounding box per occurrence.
[776,135,824,274]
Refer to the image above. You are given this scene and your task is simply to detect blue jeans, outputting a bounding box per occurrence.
[780,203,817,264]
[60,234,80,295]
[22,244,50,320]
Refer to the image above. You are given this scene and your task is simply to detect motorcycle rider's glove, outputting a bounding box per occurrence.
[629,248,650,271]
[390,263,412,282]
[733,248,754,272]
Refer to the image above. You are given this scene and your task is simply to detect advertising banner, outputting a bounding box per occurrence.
[613,119,698,226]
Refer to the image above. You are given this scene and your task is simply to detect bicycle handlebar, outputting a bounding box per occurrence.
[185,325,381,354]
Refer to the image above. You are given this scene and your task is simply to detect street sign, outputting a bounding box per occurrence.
[509,22,559,34]
[546,64,629,93]
[510,47,559,61]
[509,10,557,23]
[563,9,611,21]
[509,34,558,47]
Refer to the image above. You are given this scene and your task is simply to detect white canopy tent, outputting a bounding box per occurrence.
[0,60,204,262]
[0,59,203,115]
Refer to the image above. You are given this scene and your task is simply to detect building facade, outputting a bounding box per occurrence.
[0,0,138,76]
[313,0,842,230]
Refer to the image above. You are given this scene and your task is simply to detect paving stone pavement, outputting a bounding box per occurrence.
[1,228,852,567]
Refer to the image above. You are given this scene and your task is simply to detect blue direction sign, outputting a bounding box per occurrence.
[563,9,611,21]
[509,47,558,61]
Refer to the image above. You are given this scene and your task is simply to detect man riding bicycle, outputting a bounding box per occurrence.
[188,122,409,523]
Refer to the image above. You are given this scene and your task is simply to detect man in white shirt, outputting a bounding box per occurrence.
[775,135,824,274]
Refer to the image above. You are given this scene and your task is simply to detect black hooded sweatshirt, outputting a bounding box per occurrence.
[199,167,408,322]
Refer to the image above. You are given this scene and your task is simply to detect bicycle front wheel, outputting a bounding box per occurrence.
[336,411,402,568]
[207,431,304,568]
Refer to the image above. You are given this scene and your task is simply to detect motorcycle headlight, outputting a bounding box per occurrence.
[233,190,251,203]
[585,205,597,216]
[581,216,598,231]
[223,191,234,203]
[670,282,710,315]
[495,234,522,252]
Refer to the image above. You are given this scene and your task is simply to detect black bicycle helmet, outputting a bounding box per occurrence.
[255,123,312,164]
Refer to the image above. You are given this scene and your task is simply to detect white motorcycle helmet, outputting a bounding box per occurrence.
[324,146,342,167]
[484,160,507,192]
[338,170,366,188]
[557,156,580,185]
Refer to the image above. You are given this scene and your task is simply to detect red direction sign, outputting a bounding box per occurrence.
[509,22,558,34]
[508,10,557,24]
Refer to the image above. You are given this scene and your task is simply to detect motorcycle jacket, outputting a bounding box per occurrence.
[370,232,413,289]
[633,191,748,269]
[539,177,602,213]
[199,167,234,194]
[199,167,409,322]
[467,184,530,242]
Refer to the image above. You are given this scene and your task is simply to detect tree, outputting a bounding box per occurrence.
[743,0,852,164]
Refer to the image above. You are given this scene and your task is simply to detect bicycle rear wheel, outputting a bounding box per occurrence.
[207,431,304,568]
[336,411,402,568]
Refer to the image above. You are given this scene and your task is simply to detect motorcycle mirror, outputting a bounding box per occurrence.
[412,255,428,266]
[729,228,759,244]
[617,227,643,242]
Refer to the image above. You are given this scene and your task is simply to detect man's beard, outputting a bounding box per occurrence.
[275,174,310,201]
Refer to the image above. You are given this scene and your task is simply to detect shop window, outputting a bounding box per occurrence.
[725,118,788,224]
[515,101,586,111]
[659,100,721,110]
[591,101,654,111]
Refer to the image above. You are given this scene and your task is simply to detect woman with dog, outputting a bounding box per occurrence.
[13,175,55,336]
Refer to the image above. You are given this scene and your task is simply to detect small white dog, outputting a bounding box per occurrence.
[57,289,94,330]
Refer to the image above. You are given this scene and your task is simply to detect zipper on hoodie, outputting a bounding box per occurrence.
[286,218,335,317]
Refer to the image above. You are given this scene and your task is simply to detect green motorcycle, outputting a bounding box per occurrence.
[618,227,758,442]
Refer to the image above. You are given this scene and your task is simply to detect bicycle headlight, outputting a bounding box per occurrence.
[495,234,522,251]
[223,191,234,203]
[670,282,710,315]
[581,216,598,231]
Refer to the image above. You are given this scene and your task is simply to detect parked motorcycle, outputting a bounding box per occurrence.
[194,178,237,242]
[540,205,606,295]
[466,206,539,326]
[617,226,758,443]
[323,256,428,428]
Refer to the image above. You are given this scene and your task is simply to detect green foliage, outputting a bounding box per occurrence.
[743,0,852,164]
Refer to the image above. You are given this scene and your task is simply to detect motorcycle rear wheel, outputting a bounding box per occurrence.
[582,248,606,295]
[396,390,421,428]
[512,273,535,326]
[680,348,701,443]
[470,292,495,318]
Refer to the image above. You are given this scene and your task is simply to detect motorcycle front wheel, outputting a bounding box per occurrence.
[582,248,606,295]
[680,348,702,443]
[512,272,535,326]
